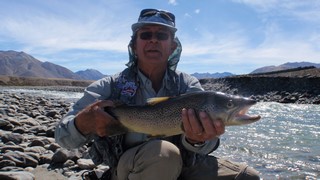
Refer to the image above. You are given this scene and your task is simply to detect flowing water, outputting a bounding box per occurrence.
[1,87,319,179]
[212,102,320,179]
[0,87,83,101]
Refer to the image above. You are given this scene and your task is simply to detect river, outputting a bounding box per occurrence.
[213,102,320,179]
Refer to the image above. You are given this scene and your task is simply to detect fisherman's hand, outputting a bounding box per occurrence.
[75,100,119,137]
[182,109,225,144]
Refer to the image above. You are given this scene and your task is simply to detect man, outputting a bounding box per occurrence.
[55,8,260,180]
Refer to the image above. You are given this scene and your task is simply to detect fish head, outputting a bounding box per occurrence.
[205,92,261,126]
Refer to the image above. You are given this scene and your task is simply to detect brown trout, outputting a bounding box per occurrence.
[105,91,261,137]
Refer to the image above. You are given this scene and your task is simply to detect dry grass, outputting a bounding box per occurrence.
[0,75,93,87]
[246,67,320,77]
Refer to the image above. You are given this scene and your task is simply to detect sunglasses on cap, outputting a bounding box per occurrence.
[139,9,175,25]
[139,31,170,41]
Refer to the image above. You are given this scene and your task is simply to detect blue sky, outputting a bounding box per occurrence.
[0,0,319,75]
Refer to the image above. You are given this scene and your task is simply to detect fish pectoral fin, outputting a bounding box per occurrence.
[146,97,170,105]
[105,123,129,136]
[112,100,125,107]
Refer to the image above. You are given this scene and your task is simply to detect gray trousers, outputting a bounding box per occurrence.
[112,140,260,180]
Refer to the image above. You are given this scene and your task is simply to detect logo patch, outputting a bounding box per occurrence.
[116,76,137,97]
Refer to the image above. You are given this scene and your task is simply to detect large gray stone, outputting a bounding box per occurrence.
[0,171,35,180]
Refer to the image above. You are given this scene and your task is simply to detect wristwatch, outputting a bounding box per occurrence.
[186,137,205,147]
[192,141,205,147]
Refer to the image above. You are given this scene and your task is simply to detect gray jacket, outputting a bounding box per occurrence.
[56,67,218,147]
[55,67,219,168]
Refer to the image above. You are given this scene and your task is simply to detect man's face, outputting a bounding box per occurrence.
[134,25,176,66]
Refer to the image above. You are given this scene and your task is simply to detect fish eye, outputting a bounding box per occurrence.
[227,100,234,108]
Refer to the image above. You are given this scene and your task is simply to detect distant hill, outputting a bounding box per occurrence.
[0,50,82,79]
[75,69,105,80]
[2,50,237,81]
[250,62,320,74]
[0,50,107,80]
[5,50,319,82]
[192,72,234,79]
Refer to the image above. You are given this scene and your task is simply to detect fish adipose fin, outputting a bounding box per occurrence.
[146,97,170,105]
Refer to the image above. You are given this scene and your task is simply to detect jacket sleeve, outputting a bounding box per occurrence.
[55,77,113,149]
[179,72,220,154]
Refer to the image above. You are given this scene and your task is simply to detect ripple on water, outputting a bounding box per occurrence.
[212,102,320,179]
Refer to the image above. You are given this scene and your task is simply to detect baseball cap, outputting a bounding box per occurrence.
[131,9,177,33]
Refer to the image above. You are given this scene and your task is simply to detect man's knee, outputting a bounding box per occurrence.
[141,140,182,165]
[116,140,182,180]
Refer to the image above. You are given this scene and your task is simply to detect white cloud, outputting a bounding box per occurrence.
[175,0,320,73]
[0,0,137,75]
[0,4,133,55]
[1,0,319,75]
[232,0,320,22]
[168,0,178,5]
[231,0,278,11]
[179,22,320,74]
[184,13,192,18]
[63,59,128,74]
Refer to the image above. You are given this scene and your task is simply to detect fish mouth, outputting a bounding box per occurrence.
[233,105,261,124]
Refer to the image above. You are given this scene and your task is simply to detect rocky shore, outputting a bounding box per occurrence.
[0,90,108,180]
[200,76,320,104]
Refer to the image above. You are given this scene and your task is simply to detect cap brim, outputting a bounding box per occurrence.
[132,22,177,33]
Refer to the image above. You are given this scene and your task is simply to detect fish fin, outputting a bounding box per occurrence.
[105,122,129,136]
[180,122,185,132]
[112,100,125,107]
[146,97,170,105]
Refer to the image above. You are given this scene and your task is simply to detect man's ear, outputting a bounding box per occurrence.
[171,41,177,52]
[131,44,137,55]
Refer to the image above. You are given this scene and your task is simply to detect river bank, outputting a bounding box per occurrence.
[200,76,320,104]
[0,90,100,179]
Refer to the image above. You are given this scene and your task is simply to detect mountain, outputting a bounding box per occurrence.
[4,50,318,81]
[75,69,105,80]
[2,50,236,81]
[0,50,82,79]
[250,62,320,74]
[0,50,106,80]
[192,72,235,79]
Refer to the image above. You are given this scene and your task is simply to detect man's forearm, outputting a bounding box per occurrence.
[55,115,88,149]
